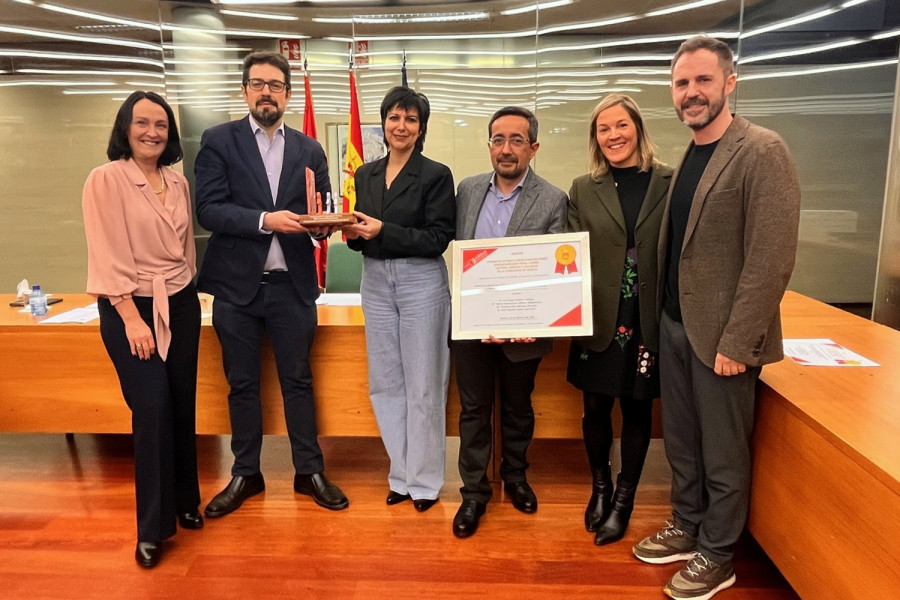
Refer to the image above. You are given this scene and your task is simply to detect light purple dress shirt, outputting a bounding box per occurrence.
[473,169,528,240]
[249,115,288,271]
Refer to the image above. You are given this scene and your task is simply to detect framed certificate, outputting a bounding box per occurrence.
[450,232,592,340]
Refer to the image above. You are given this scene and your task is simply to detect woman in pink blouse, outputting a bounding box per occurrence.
[82,91,202,569]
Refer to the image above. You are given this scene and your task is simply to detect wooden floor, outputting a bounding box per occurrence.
[0,434,797,599]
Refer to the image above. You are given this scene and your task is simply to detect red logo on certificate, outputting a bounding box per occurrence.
[462,248,496,272]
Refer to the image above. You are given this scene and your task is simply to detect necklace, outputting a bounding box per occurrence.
[153,167,166,195]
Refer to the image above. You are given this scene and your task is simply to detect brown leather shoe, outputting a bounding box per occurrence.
[294,472,349,510]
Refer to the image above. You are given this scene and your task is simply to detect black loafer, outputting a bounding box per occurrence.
[386,490,411,505]
[413,498,438,512]
[294,472,349,511]
[177,510,204,529]
[452,499,486,538]
[505,481,538,514]
[204,474,266,518]
[135,541,162,569]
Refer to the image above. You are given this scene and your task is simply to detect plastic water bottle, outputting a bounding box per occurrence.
[29,284,48,316]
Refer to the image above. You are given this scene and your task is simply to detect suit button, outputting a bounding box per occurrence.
[640,282,647,289]
[637,241,643,247]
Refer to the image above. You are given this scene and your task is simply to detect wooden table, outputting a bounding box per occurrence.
[0,294,599,438]
[0,294,382,435]
[750,291,900,599]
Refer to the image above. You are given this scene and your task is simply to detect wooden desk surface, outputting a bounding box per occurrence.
[0,293,366,329]
[759,291,900,494]
[0,293,378,436]
[0,294,590,439]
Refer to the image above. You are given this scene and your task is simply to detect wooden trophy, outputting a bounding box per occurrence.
[298,167,357,226]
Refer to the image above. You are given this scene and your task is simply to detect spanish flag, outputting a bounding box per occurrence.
[341,70,364,213]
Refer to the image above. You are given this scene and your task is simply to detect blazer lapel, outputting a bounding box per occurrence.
[364,157,387,217]
[382,151,422,212]
[683,118,746,247]
[275,128,298,207]
[594,175,625,233]
[635,167,671,229]
[463,174,491,239]
[657,148,689,309]
[234,116,274,206]
[506,169,539,235]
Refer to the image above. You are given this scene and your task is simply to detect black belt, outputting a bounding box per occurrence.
[261,270,291,284]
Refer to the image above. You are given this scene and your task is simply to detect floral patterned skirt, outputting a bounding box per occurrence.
[566,330,660,401]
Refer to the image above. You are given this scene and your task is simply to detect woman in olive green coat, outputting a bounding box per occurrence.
[566,94,672,545]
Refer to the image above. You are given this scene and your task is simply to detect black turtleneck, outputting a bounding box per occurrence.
[610,165,651,248]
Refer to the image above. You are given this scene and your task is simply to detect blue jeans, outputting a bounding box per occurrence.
[361,256,450,500]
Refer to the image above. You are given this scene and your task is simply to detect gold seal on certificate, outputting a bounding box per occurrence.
[555,244,577,274]
[450,232,593,340]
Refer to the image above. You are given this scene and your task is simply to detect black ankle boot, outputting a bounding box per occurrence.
[594,474,637,545]
[584,465,613,532]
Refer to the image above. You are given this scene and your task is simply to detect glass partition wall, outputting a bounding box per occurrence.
[1,0,898,307]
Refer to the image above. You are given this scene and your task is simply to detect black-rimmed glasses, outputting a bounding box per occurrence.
[246,78,287,93]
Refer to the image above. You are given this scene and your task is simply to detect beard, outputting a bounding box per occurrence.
[250,97,283,127]
[677,92,726,130]
[493,154,526,180]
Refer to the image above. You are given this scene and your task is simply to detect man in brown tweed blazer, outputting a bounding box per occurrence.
[632,36,801,600]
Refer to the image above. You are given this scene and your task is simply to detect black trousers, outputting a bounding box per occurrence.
[98,283,201,543]
[660,312,760,564]
[453,340,542,503]
[582,392,653,485]
[212,279,324,476]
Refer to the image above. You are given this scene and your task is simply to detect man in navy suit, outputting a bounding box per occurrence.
[195,51,348,516]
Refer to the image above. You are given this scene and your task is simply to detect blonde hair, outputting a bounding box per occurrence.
[588,93,658,180]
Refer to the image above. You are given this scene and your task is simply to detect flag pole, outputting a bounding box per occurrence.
[401,49,408,88]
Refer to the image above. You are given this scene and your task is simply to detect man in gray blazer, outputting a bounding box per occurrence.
[451,107,567,538]
[632,37,801,600]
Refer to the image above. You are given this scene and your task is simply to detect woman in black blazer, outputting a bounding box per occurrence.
[344,87,455,512]
[566,94,673,545]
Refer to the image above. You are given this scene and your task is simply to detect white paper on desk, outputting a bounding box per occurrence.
[783,338,879,367]
[315,293,361,306]
[39,303,100,324]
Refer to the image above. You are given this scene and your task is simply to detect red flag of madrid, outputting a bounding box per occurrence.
[302,72,317,140]
[301,71,326,288]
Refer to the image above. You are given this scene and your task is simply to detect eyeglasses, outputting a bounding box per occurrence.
[489,136,530,149]
[246,78,287,93]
